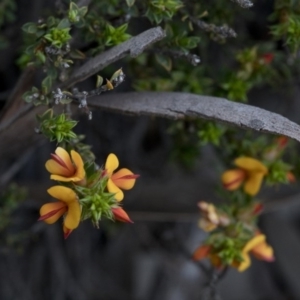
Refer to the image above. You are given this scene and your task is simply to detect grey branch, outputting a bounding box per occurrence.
[60,27,166,89]
[88,91,300,142]
[230,0,253,8]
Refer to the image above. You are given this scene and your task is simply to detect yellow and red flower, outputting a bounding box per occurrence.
[222,157,268,196]
[105,153,139,201]
[232,234,274,272]
[39,186,81,238]
[45,147,85,183]
[193,233,274,272]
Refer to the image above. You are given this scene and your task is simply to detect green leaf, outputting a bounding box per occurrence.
[96,75,103,88]
[57,18,71,29]
[118,23,128,33]
[110,68,123,81]
[47,16,57,28]
[69,1,78,11]
[78,6,88,17]
[41,76,53,94]
[126,0,135,7]
[22,22,38,34]
[70,49,86,59]
[36,51,46,64]
[155,54,172,71]
[36,109,54,122]
[48,67,58,80]
[23,91,33,103]
[60,97,73,104]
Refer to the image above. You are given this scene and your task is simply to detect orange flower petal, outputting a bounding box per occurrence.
[234,157,268,174]
[249,234,274,262]
[50,174,80,182]
[222,169,245,190]
[105,153,119,176]
[193,245,211,261]
[236,253,251,272]
[111,168,137,190]
[64,201,81,229]
[112,207,133,223]
[71,150,85,180]
[243,234,266,253]
[107,178,124,201]
[47,186,78,204]
[235,235,265,272]
[55,147,75,172]
[46,159,73,177]
[252,243,274,262]
[244,172,265,196]
[39,202,67,224]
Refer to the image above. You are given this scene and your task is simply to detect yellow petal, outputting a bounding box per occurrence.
[244,172,265,196]
[111,168,136,190]
[105,153,119,175]
[39,202,67,224]
[47,186,78,204]
[243,234,265,253]
[221,169,245,190]
[198,219,217,232]
[235,235,266,272]
[234,157,268,174]
[107,178,124,201]
[50,174,77,182]
[46,159,73,177]
[64,201,81,229]
[71,150,85,180]
[236,253,251,272]
[55,147,75,172]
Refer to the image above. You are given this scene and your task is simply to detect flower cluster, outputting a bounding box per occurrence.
[39,147,139,238]
[193,233,274,272]
[193,136,294,272]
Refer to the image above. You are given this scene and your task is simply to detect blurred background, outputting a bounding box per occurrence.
[1,0,300,299]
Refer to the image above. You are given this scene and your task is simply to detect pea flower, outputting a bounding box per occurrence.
[105,153,139,201]
[45,147,85,183]
[232,234,274,272]
[222,157,268,196]
[193,234,274,272]
[198,201,230,232]
[38,186,81,238]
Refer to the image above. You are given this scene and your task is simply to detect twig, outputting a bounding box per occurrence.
[59,27,166,89]
[0,66,36,133]
[0,146,36,188]
[230,0,253,8]
[88,91,300,143]
[147,48,201,66]
[201,267,226,300]
[190,17,237,40]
